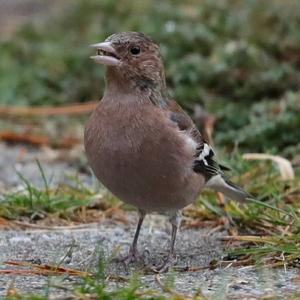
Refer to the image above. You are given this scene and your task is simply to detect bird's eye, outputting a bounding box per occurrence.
[130,46,140,55]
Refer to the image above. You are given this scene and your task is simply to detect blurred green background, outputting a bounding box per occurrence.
[0,0,299,156]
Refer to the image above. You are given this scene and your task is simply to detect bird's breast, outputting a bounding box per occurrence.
[84,100,204,212]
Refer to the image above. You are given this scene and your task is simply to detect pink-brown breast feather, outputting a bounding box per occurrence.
[84,99,205,212]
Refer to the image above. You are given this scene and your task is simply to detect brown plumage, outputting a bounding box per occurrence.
[85,32,250,272]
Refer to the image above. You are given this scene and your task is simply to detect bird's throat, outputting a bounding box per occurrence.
[105,67,169,108]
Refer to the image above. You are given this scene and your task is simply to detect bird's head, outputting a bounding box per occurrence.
[90,32,167,98]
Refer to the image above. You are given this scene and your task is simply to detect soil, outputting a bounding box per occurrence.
[1,142,300,299]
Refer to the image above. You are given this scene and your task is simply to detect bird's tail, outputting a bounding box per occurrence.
[205,174,251,202]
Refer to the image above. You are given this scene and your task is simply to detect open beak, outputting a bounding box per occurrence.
[90,42,120,66]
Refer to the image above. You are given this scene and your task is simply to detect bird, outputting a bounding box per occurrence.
[84,32,251,272]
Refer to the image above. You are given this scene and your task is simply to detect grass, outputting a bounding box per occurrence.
[1,155,299,263]
[0,162,92,221]
[4,252,300,300]
[1,148,299,300]
[0,155,298,299]
[0,160,118,224]
[186,152,300,269]
[4,251,207,300]
[197,153,299,221]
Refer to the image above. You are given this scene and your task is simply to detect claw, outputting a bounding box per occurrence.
[151,254,178,273]
[113,249,138,273]
[114,247,152,272]
[113,246,139,265]
[142,248,151,266]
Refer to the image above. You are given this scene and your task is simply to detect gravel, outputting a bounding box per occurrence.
[0,143,91,192]
[1,217,300,299]
[1,143,300,299]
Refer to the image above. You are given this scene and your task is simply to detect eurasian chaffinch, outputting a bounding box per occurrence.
[85,32,250,272]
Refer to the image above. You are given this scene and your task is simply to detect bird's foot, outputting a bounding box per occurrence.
[114,247,150,272]
[151,253,177,273]
[114,247,139,265]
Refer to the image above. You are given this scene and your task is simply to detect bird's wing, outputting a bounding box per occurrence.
[165,100,250,202]
[166,100,203,145]
[166,100,220,180]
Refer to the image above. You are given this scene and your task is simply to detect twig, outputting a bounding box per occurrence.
[173,265,208,272]
[155,274,191,299]
[243,153,295,180]
[0,101,98,117]
[0,217,18,229]
[220,235,276,244]
[205,224,225,237]
[105,274,129,283]
[0,130,81,148]
[3,261,91,277]
[0,131,48,146]
[11,220,100,230]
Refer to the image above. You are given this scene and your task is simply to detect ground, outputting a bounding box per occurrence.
[1,215,300,299]
[1,143,300,299]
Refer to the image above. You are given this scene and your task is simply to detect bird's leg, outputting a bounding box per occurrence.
[153,210,181,273]
[129,210,145,259]
[116,209,145,268]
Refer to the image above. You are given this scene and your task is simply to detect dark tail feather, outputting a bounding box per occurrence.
[205,174,251,202]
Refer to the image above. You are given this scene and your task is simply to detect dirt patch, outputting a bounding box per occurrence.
[0,143,300,299]
[1,216,299,299]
